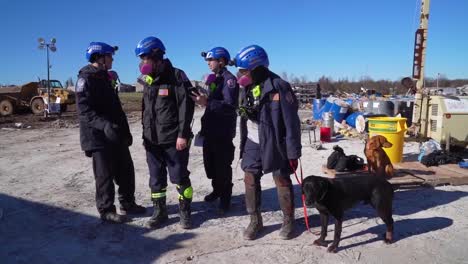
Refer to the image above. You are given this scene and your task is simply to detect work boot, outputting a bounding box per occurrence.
[243,211,263,240]
[279,215,295,240]
[101,211,127,224]
[204,191,219,202]
[243,172,263,240]
[218,196,231,215]
[275,175,295,240]
[146,198,168,228]
[179,198,192,229]
[120,202,147,215]
[219,183,233,214]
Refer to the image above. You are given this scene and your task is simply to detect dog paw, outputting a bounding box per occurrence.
[383,233,393,244]
[313,239,328,247]
[327,245,338,253]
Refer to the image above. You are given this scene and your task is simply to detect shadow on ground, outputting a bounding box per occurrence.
[338,216,453,251]
[0,193,195,264]
[296,187,467,243]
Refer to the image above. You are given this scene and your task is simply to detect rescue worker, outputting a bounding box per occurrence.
[191,47,239,213]
[76,42,146,223]
[135,36,195,229]
[234,45,302,240]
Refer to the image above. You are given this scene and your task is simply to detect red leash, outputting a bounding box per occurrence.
[290,159,312,233]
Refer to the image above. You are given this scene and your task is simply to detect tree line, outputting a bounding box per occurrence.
[281,72,468,95]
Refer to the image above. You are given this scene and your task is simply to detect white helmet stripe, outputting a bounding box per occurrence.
[238,46,256,59]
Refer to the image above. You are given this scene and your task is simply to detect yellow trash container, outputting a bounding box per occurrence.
[368,117,407,163]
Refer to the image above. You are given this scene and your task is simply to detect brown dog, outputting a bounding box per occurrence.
[365,135,394,178]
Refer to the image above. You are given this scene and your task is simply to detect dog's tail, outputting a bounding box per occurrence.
[385,164,394,179]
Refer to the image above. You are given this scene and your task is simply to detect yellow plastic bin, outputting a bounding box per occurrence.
[368,117,407,163]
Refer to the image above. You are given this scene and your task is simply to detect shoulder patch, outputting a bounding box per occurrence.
[76,78,86,93]
[227,78,236,89]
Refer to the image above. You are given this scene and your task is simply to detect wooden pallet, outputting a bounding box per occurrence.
[321,164,425,187]
[394,162,468,186]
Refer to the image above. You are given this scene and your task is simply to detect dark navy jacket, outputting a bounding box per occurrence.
[141,59,195,145]
[239,71,302,173]
[76,65,132,152]
[200,68,239,140]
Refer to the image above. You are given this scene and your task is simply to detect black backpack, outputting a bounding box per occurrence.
[327,145,365,172]
[327,145,346,169]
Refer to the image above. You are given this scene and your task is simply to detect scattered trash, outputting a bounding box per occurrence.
[15,123,24,128]
[418,139,441,161]
[421,150,463,167]
[311,143,322,150]
[186,255,194,261]
[458,161,468,169]
[50,119,79,129]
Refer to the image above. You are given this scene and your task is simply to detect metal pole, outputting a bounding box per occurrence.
[413,0,431,138]
[47,44,51,116]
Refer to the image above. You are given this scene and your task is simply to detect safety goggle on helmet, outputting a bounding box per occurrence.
[86,42,118,62]
[201,47,231,62]
[231,45,269,70]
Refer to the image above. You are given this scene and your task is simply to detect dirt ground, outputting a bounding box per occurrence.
[1,100,468,263]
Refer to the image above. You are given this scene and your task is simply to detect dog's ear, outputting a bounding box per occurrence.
[303,176,331,202]
[379,135,393,148]
[369,135,381,148]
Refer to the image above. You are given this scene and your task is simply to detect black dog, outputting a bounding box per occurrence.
[302,175,394,253]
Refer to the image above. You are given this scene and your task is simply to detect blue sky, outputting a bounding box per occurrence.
[1,0,467,85]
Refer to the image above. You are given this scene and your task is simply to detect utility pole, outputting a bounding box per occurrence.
[38,37,57,118]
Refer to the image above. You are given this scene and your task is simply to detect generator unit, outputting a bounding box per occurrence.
[428,96,468,144]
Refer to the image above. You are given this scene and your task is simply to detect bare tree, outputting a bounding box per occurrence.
[280,71,289,81]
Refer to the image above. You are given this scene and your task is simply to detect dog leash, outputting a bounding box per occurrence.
[290,158,312,233]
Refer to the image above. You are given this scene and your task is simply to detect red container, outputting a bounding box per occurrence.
[320,127,331,142]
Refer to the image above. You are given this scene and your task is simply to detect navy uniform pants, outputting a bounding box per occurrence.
[203,138,235,198]
[146,143,191,199]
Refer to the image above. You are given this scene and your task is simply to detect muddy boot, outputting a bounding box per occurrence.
[179,198,192,229]
[243,172,263,240]
[146,198,168,228]
[244,211,263,240]
[275,175,295,240]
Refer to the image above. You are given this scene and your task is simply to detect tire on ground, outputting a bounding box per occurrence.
[31,98,45,115]
[0,99,14,116]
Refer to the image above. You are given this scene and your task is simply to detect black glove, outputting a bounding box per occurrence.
[104,123,120,143]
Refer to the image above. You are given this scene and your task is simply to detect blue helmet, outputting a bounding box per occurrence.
[233,45,269,70]
[86,42,118,62]
[201,47,230,61]
[135,36,166,57]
